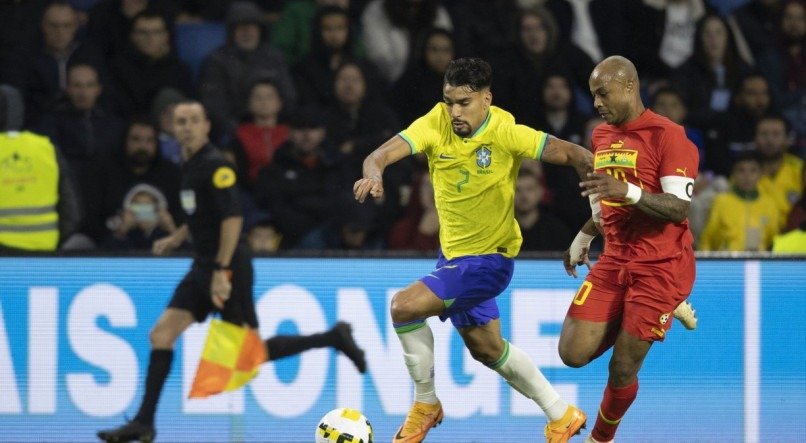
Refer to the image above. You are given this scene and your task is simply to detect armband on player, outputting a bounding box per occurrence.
[660,176,695,201]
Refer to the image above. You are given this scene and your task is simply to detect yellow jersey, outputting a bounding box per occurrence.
[699,190,780,251]
[399,104,548,259]
[758,153,803,228]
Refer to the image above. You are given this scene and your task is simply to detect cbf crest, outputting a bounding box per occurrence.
[476,145,492,169]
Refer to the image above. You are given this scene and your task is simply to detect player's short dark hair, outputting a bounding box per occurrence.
[444,57,492,92]
[173,100,209,120]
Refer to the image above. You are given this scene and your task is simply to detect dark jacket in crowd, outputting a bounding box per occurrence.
[254,142,339,248]
[109,46,194,116]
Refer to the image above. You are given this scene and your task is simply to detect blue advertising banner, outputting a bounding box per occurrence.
[0,257,804,442]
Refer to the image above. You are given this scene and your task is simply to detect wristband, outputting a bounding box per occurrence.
[625,182,642,204]
[588,194,601,224]
[569,231,595,264]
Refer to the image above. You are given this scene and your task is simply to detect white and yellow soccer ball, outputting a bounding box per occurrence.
[315,407,373,443]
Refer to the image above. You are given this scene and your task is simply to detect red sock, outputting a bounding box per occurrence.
[592,379,638,442]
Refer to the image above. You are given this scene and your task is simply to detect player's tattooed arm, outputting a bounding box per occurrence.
[634,193,690,223]
[541,136,593,179]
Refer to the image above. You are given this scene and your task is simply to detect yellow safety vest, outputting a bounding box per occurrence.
[772,230,806,253]
[0,131,60,251]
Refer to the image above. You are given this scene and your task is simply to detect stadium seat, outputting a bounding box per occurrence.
[175,21,227,82]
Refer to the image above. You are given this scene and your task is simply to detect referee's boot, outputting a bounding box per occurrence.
[331,321,367,373]
[97,419,155,443]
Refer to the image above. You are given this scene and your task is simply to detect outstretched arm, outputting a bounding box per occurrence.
[539,136,594,180]
[354,135,412,203]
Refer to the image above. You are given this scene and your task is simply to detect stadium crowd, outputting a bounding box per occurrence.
[0,0,803,254]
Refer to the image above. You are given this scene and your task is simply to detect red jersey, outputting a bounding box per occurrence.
[591,110,699,260]
[235,123,290,183]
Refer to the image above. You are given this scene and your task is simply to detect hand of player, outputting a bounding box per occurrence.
[211,270,231,309]
[580,172,628,201]
[353,177,384,203]
[152,234,179,256]
[563,246,591,278]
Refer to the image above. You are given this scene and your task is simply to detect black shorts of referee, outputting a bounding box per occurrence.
[168,245,258,328]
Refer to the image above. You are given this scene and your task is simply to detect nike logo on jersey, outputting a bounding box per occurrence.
[439,153,455,160]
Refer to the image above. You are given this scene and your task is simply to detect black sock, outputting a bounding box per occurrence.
[134,350,173,426]
[265,331,336,361]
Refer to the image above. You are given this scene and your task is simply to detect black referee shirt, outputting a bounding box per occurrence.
[179,144,241,258]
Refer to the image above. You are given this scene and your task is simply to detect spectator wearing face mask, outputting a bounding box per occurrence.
[104,184,179,250]
[94,117,183,246]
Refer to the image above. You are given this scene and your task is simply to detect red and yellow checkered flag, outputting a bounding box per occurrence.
[189,319,266,398]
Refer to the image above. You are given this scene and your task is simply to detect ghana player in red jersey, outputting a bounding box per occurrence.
[560,56,699,443]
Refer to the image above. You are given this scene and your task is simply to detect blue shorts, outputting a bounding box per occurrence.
[419,253,514,328]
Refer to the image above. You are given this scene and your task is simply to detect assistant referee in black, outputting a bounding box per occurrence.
[98,101,367,443]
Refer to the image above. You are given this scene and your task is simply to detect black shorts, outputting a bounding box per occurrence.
[168,246,258,328]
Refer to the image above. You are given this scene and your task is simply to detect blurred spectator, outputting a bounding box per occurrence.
[755,114,804,227]
[321,192,384,250]
[294,5,368,107]
[546,0,626,62]
[444,0,517,59]
[783,190,806,232]
[254,105,339,249]
[706,72,774,176]
[524,72,592,231]
[389,28,455,124]
[199,1,297,142]
[8,1,105,125]
[37,63,125,165]
[175,0,234,22]
[623,0,711,85]
[109,10,194,116]
[700,151,780,251]
[325,60,407,232]
[0,1,49,79]
[271,0,356,66]
[670,14,752,131]
[387,170,439,251]
[245,217,282,254]
[37,63,126,242]
[490,7,594,122]
[103,183,177,249]
[360,0,453,83]
[0,84,81,252]
[515,166,574,251]
[773,196,806,251]
[326,61,399,164]
[228,78,290,190]
[95,117,183,245]
[756,0,804,106]
[730,0,783,62]
[150,87,185,164]
[85,0,178,61]
[651,87,705,163]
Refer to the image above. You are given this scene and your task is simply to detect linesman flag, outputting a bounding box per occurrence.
[189,319,266,398]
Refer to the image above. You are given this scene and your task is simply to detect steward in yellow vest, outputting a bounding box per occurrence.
[0,131,60,250]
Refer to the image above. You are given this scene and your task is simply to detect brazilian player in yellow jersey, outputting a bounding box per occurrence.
[354,58,593,443]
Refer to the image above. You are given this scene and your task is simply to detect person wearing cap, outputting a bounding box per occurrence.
[199,1,297,142]
[254,104,340,249]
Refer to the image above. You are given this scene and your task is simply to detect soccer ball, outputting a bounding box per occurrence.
[315,407,373,443]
